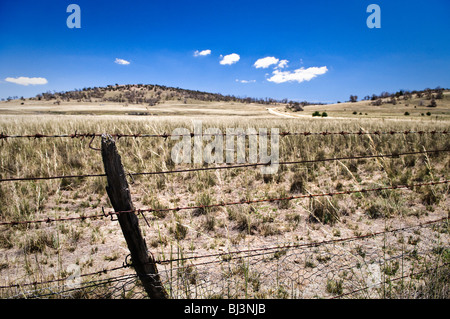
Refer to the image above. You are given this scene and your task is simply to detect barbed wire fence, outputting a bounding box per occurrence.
[2,218,448,299]
[0,130,447,140]
[0,130,448,299]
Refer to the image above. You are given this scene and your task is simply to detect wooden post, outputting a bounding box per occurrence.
[101,134,168,299]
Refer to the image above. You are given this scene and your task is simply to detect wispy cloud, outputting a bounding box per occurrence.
[194,49,211,57]
[114,58,130,65]
[236,79,256,83]
[254,56,279,69]
[5,76,48,86]
[267,66,328,83]
[276,59,289,69]
[220,53,240,65]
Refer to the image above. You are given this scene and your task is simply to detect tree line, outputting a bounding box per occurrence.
[10,84,322,108]
[347,86,445,106]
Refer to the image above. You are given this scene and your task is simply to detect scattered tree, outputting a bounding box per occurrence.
[371,99,382,106]
[428,99,437,107]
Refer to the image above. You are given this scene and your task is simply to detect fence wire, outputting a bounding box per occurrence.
[154,219,449,299]
[1,148,447,183]
[0,130,447,140]
[2,218,448,299]
[1,129,448,299]
[1,180,448,226]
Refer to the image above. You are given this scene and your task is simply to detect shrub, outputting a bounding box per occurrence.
[383,261,399,276]
[404,112,410,116]
[427,99,437,107]
[312,111,321,117]
[366,203,384,219]
[172,220,188,240]
[290,172,306,194]
[308,198,340,225]
[371,99,382,106]
[0,231,13,249]
[192,192,214,216]
[278,189,291,209]
[415,264,449,298]
[326,279,343,295]
[228,207,258,234]
[262,174,273,184]
[421,187,441,205]
[204,214,216,231]
[19,230,57,253]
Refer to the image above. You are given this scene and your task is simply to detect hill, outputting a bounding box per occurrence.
[0,83,316,117]
[21,84,303,106]
[1,85,449,120]
[281,88,450,120]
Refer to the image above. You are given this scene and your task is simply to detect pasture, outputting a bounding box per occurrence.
[0,96,449,299]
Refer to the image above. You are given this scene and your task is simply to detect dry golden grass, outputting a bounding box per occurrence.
[0,100,449,298]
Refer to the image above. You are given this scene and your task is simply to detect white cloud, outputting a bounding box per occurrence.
[5,76,48,86]
[254,56,279,69]
[114,58,130,65]
[236,79,256,83]
[267,66,328,84]
[276,59,289,69]
[220,53,240,65]
[194,49,211,57]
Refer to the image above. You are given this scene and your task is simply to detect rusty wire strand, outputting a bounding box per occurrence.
[1,217,446,292]
[1,148,448,183]
[154,216,448,265]
[0,130,448,140]
[0,263,131,290]
[0,180,448,227]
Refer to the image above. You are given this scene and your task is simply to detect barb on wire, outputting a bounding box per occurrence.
[88,135,101,151]
[1,148,448,183]
[0,180,448,227]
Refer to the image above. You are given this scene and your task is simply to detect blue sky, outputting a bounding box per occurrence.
[0,0,449,102]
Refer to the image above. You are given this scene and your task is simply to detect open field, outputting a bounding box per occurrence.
[0,96,449,299]
[0,100,271,118]
[279,90,450,120]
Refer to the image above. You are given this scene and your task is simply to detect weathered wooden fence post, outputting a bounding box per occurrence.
[101,134,168,299]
